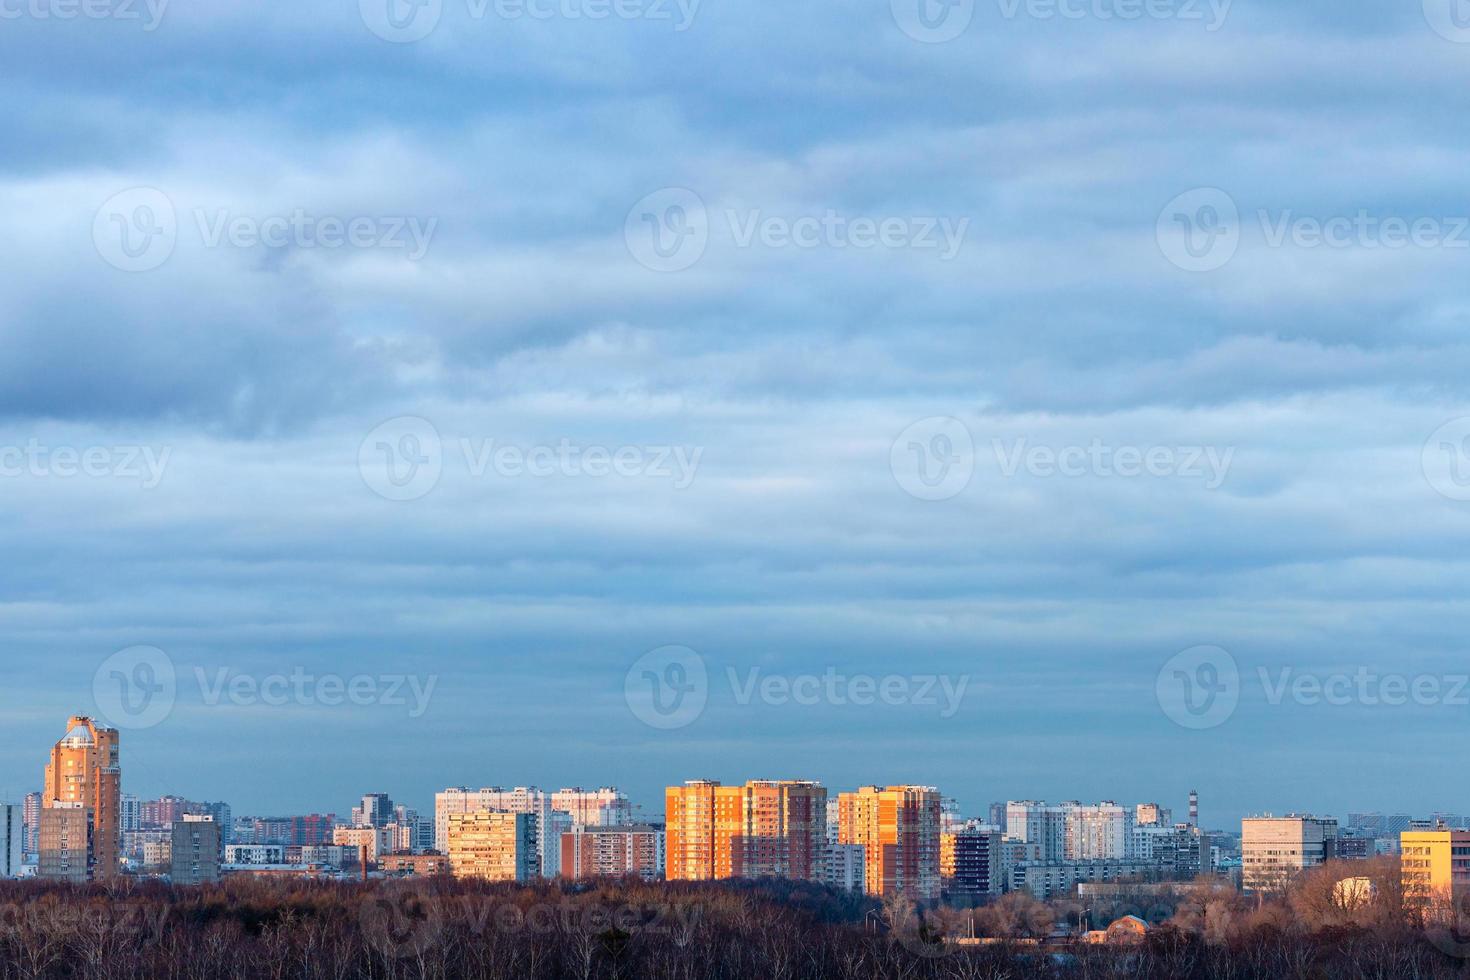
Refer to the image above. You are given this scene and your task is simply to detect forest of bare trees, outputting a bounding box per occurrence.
[2,861,1470,979]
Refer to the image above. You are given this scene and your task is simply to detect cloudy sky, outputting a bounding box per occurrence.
[3,0,1470,829]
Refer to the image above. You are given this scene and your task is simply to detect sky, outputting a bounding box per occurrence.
[3,0,1470,830]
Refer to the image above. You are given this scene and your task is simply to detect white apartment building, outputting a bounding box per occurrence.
[224,844,287,865]
[550,788,634,828]
[825,842,866,892]
[1241,815,1338,893]
[1006,801,1135,862]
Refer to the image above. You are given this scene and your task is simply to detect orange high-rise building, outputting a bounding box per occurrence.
[41,716,121,880]
[837,785,941,901]
[665,779,827,882]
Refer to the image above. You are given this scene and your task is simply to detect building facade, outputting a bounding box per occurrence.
[41,717,121,880]
[1401,830,1470,909]
[1241,816,1338,893]
[560,825,664,881]
[665,779,828,882]
[446,812,538,881]
[0,805,22,878]
[837,785,942,901]
[171,815,222,885]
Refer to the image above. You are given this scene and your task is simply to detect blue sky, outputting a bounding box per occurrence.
[3,0,1470,829]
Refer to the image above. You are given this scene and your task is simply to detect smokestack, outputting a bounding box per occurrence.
[1189,790,1199,828]
[361,844,369,882]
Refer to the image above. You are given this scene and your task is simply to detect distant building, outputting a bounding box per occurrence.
[446,812,537,882]
[333,826,396,863]
[560,825,664,881]
[1135,804,1172,827]
[0,805,23,878]
[1402,829,1470,909]
[1241,816,1338,894]
[171,815,221,885]
[665,780,828,882]
[551,788,634,828]
[225,844,287,865]
[436,788,567,877]
[379,853,452,877]
[945,826,1002,902]
[38,804,93,883]
[837,785,942,901]
[22,793,41,861]
[825,842,866,892]
[40,717,121,880]
[1010,859,1159,900]
[352,794,394,829]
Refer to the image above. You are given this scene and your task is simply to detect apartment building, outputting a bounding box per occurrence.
[560,824,664,881]
[837,785,942,901]
[445,811,538,882]
[665,780,828,882]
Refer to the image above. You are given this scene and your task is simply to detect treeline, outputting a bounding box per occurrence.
[0,866,1467,979]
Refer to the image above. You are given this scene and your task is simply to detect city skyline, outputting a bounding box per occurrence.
[4,0,1470,843]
